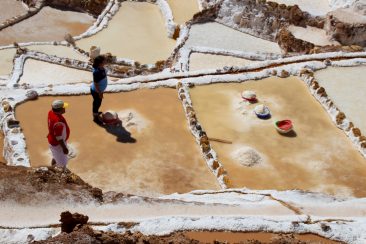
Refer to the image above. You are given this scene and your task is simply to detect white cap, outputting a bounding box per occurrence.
[52,100,69,110]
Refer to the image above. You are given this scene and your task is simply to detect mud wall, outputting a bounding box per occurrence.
[325,14,366,47]
[217,0,324,42]
[45,0,109,16]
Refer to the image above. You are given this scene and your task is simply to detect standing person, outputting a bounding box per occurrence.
[47,100,70,169]
[91,55,108,125]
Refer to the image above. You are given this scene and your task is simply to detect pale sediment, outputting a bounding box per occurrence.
[166,0,200,24]
[0,6,95,46]
[76,2,176,64]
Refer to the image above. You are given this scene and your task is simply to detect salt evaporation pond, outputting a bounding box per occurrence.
[0,6,95,46]
[19,60,92,86]
[16,89,219,196]
[190,77,366,197]
[269,0,332,16]
[167,0,199,24]
[26,45,89,61]
[189,53,257,71]
[185,232,340,244]
[288,25,340,46]
[77,2,176,64]
[0,0,27,23]
[315,66,366,135]
[0,48,16,77]
[185,22,282,54]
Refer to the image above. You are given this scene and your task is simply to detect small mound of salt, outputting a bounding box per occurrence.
[255,104,266,114]
[231,147,263,167]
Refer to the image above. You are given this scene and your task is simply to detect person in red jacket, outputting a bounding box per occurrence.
[47,100,70,169]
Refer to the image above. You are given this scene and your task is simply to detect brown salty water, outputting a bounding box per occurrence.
[190,77,366,197]
[185,231,341,244]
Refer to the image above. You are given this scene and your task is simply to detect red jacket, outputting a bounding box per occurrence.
[47,110,70,146]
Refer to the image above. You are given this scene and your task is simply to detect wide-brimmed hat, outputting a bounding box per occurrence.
[52,100,69,110]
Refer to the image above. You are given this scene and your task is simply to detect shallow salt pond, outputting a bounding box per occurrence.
[185,22,282,54]
[0,0,27,23]
[77,2,176,64]
[190,77,366,197]
[269,0,331,16]
[288,25,340,46]
[189,53,258,71]
[19,60,92,86]
[0,6,95,46]
[0,48,16,77]
[16,89,219,196]
[315,66,366,136]
[167,0,199,24]
[185,231,340,244]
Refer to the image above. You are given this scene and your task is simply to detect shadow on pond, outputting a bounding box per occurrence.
[103,121,137,143]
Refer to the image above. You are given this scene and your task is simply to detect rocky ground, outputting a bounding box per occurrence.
[0,162,102,204]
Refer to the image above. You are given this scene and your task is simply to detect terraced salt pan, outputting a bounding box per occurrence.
[0,6,95,46]
[0,48,16,77]
[26,45,89,62]
[0,0,27,23]
[315,66,366,136]
[189,53,258,71]
[166,0,199,24]
[19,60,92,86]
[77,2,176,64]
[16,89,219,196]
[269,0,332,16]
[185,22,282,54]
[288,25,340,46]
[190,77,366,197]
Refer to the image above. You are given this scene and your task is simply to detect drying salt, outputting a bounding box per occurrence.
[231,146,263,167]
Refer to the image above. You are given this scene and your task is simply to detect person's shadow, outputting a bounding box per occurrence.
[103,120,136,143]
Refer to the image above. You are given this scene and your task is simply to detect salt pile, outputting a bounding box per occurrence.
[254,104,266,114]
[231,146,263,167]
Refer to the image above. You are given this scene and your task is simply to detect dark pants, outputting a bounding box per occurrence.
[91,89,102,115]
